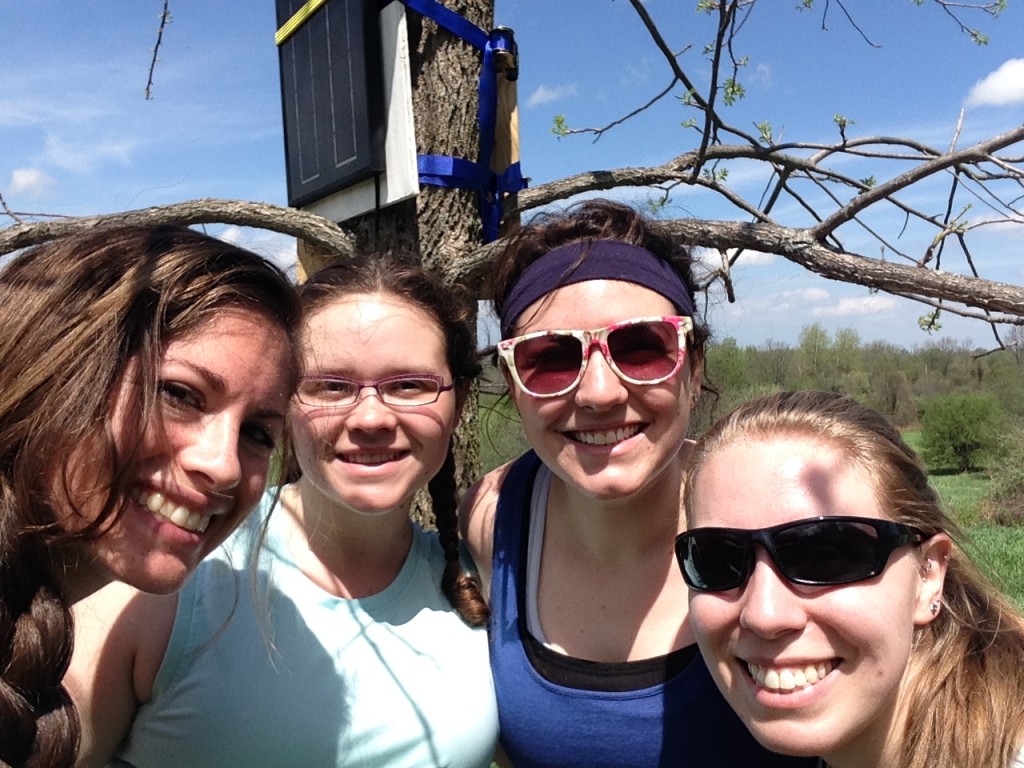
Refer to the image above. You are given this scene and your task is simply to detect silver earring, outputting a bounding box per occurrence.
[930,600,940,616]
[920,559,933,577]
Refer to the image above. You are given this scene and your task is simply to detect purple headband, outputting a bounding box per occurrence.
[500,240,695,335]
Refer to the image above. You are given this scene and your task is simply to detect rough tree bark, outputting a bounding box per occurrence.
[294,0,495,524]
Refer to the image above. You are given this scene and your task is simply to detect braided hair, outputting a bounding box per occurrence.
[0,225,299,766]
[298,253,488,625]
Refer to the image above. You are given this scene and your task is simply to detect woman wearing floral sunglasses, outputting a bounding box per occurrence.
[460,198,811,767]
[681,390,1024,768]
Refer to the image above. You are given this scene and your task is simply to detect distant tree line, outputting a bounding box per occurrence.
[695,323,1024,521]
[696,323,1024,434]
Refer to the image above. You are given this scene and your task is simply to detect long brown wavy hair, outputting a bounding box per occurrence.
[683,390,1024,768]
[0,225,300,768]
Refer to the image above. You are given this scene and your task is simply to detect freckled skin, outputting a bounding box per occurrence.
[71,309,293,595]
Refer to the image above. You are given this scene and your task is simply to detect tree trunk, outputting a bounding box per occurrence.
[301,0,494,526]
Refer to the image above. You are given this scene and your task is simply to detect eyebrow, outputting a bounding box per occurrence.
[167,358,289,422]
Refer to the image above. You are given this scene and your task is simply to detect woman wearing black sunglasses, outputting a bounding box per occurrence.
[681,390,1024,768]
[460,199,812,767]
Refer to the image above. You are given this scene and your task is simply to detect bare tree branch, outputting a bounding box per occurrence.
[0,192,21,224]
[450,216,1024,319]
[145,0,171,100]
[0,199,355,259]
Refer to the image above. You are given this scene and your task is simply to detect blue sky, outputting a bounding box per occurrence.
[3,0,1023,350]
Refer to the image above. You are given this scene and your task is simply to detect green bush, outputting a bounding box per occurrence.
[980,419,1024,526]
[920,392,1001,473]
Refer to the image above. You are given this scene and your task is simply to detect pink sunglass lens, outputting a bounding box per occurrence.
[514,335,583,395]
[607,321,679,380]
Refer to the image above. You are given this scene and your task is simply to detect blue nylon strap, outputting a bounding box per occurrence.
[395,0,527,241]
[399,0,488,49]
[497,162,523,193]
[417,155,492,190]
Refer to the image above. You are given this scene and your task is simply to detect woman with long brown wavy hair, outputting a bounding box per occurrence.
[0,225,299,767]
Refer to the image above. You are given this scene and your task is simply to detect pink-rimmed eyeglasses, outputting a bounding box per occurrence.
[497,315,693,398]
[296,374,454,409]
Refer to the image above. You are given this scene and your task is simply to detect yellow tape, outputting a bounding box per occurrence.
[275,0,330,47]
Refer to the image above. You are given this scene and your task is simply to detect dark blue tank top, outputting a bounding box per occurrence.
[489,451,818,768]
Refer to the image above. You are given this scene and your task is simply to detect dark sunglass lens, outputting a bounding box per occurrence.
[514,334,584,395]
[774,520,883,584]
[679,530,750,591]
[607,321,678,382]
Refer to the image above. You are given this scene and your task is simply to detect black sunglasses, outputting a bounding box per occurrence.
[675,516,924,593]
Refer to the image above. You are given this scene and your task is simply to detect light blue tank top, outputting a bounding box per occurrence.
[113,492,498,768]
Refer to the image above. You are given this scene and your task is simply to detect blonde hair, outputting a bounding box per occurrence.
[683,390,1024,768]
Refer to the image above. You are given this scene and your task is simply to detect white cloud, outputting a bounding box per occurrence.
[813,294,897,318]
[966,59,1024,107]
[620,61,652,88]
[729,248,777,266]
[526,83,577,108]
[214,225,297,273]
[785,287,831,302]
[9,168,57,198]
[0,96,109,128]
[751,62,773,88]
[43,133,137,174]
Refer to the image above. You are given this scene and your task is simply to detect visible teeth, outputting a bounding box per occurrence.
[569,425,641,445]
[747,661,834,692]
[139,491,210,533]
[344,452,401,465]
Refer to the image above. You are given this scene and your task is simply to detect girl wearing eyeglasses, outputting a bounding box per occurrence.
[460,199,812,767]
[76,254,498,768]
[680,390,1024,768]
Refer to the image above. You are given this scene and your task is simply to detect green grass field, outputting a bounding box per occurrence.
[902,430,1024,607]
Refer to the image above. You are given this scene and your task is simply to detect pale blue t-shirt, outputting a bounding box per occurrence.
[112,491,498,768]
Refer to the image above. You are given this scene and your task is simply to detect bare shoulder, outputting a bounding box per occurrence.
[459,460,515,599]
[68,582,179,768]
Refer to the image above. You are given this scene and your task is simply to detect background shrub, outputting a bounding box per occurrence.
[920,391,1001,473]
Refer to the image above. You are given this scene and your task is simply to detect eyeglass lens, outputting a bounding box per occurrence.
[512,320,680,396]
[678,518,912,592]
[298,376,442,407]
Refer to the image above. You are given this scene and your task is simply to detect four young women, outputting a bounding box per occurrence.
[24,205,1022,768]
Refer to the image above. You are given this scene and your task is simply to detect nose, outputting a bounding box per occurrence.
[179,414,242,492]
[574,343,628,408]
[737,550,807,639]
[344,386,399,430]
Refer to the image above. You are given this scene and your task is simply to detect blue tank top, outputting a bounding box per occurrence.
[489,451,817,768]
